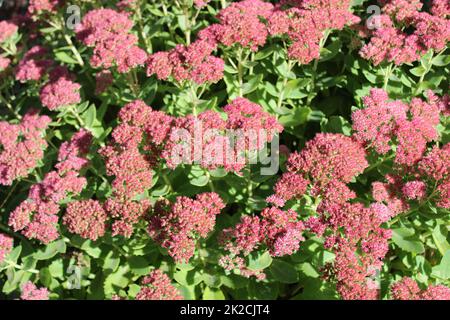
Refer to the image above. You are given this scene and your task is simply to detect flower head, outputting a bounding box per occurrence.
[21,281,50,300]
[63,200,108,241]
[0,111,51,186]
[0,233,13,263]
[136,270,183,300]
[40,77,81,111]
[148,193,225,263]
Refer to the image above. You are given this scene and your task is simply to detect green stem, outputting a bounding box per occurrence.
[306,29,331,105]
[277,59,295,109]
[206,171,215,192]
[69,105,85,128]
[237,47,245,97]
[3,259,39,274]
[189,84,199,116]
[161,172,174,192]
[182,1,192,45]
[364,153,395,173]
[0,182,18,209]
[0,91,21,119]
[136,1,152,52]
[127,70,140,97]
[111,243,129,258]
[49,18,84,66]
[0,222,11,234]
[0,43,15,56]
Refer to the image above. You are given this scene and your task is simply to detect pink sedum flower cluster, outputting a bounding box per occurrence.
[100,100,158,199]
[268,132,367,207]
[15,45,53,82]
[15,47,82,110]
[287,133,368,184]
[0,233,13,264]
[0,56,11,71]
[146,40,224,84]
[105,98,281,177]
[360,0,450,65]
[430,0,450,18]
[28,0,59,15]
[320,203,392,300]
[136,270,183,300]
[352,88,441,166]
[162,98,283,172]
[263,130,393,299]
[76,8,147,73]
[0,110,51,186]
[9,129,92,243]
[148,193,225,263]
[63,200,108,241]
[20,281,50,300]
[219,207,304,278]
[418,144,450,209]
[0,20,18,43]
[268,0,360,63]
[100,100,163,237]
[391,277,450,300]
[40,73,81,110]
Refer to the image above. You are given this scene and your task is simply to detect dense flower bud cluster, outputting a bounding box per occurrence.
[391,277,450,300]
[219,207,304,278]
[100,100,161,236]
[0,0,448,301]
[352,89,441,166]
[146,39,224,84]
[14,45,81,110]
[136,270,183,300]
[360,0,450,65]
[148,193,225,263]
[268,0,359,63]
[76,8,147,73]
[20,281,49,300]
[0,110,51,185]
[9,130,92,243]
[268,132,367,207]
[207,0,274,51]
[418,144,450,209]
[0,20,18,43]
[319,203,392,300]
[63,200,107,241]
[15,46,53,82]
[0,233,13,264]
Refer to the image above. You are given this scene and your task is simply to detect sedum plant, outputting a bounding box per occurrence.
[0,0,449,300]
